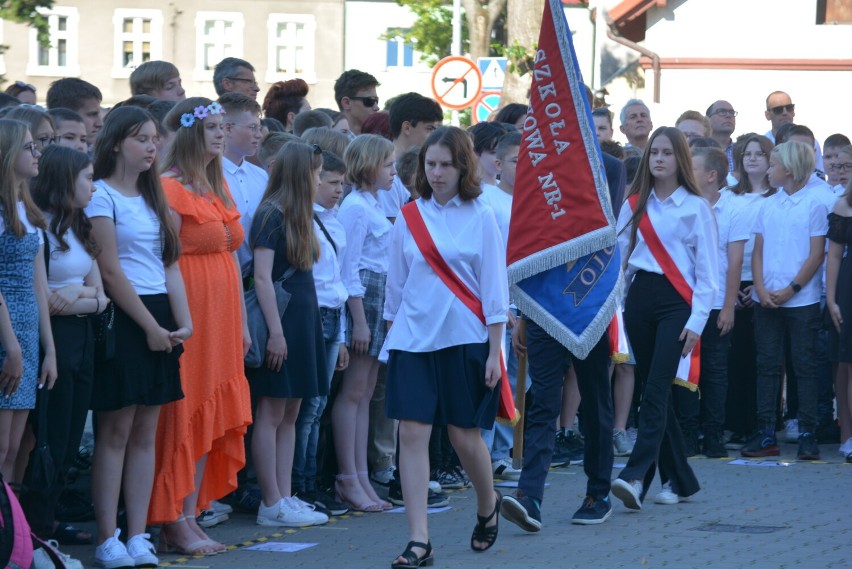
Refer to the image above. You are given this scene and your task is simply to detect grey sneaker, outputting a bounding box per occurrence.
[612,429,634,456]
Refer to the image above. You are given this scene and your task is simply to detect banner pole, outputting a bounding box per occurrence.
[512,318,527,471]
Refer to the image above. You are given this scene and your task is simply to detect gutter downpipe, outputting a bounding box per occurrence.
[604,12,660,103]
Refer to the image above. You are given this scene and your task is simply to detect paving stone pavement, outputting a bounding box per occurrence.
[64,442,851,569]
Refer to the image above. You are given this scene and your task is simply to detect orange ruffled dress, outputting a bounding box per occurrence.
[149,178,253,524]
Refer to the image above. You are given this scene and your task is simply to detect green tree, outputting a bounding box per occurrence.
[2,0,54,46]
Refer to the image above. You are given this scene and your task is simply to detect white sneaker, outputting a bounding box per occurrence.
[839,437,852,456]
[197,508,229,528]
[428,480,441,493]
[613,429,634,456]
[654,482,680,505]
[611,478,643,510]
[210,499,234,515]
[126,533,158,567]
[785,419,800,443]
[492,457,522,480]
[34,540,84,569]
[369,466,396,487]
[288,496,329,526]
[257,498,324,527]
[93,529,135,569]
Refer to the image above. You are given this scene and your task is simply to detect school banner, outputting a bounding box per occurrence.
[507,0,621,358]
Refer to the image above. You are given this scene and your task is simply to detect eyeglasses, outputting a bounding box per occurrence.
[23,142,40,157]
[349,96,379,108]
[830,162,852,172]
[14,81,36,92]
[226,77,259,88]
[769,104,795,115]
[228,122,262,133]
[35,135,54,150]
[710,108,737,117]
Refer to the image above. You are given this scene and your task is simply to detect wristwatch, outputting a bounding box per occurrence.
[789,281,802,293]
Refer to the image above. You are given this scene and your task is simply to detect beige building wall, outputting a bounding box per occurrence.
[2,0,344,108]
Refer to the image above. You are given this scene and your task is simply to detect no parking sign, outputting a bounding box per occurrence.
[473,91,503,124]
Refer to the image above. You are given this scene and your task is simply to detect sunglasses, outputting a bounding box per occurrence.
[349,96,379,108]
[592,108,611,117]
[14,80,36,92]
[769,104,795,115]
[312,144,322,155]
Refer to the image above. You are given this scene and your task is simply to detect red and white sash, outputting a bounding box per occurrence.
[627,195,700,391]
[401,201,518,424]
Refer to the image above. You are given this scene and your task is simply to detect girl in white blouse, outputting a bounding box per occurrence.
[384,126,507,567]
[28,145,107,542]
[333,134,397,511]
[612,127,718,511]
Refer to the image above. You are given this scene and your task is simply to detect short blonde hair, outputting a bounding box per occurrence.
[772,140,815,185]
[343,134,394,189]
[675,110,710,136]
[130,61,179,96]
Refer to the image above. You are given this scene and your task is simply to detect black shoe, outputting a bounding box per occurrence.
[741,430,780,457]
[302,489,350,516]
[391,540,433,569]
[553,430,584,467]
[571,495,613,525]
[500,491,542,533]
[702,431,728,458]
[222,486,262,514]
[797,432,820,460]
[683,430,699,457]
[387,481,449,508]
[55,489,94,523]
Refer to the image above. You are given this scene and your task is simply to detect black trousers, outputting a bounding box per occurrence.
[24,315,94,536]
[618,272,699,499]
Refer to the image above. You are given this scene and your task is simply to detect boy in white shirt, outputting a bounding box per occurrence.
[690,148,750,457]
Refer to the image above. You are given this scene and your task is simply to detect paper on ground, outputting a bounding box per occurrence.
[244,542,318,553]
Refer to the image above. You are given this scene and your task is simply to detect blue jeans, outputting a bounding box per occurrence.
[754,303,821,434]
[293,307,341,493]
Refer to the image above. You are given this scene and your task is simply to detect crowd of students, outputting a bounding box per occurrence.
[0,58,850,569]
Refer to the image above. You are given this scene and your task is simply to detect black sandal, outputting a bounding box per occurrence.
[391,541,433,568]
[470,490,501,552]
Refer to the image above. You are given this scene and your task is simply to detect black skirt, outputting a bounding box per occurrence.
[91,294,184,411]
[385,342,499,429]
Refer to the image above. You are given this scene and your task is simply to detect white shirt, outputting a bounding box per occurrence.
[478,183,513,253]
[710,191,751,310]
[752,186,828,307]
[313,203,349,345]
[726,190,766,282]
[616,186,719,334]
[376,175,410,219]
[223,156,268,274]
[382,196,509,353]
[44,214,93,290]
[337,189,393,297]
[87,181,166,295]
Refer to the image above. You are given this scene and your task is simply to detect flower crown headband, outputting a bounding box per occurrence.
[179,101,223,128]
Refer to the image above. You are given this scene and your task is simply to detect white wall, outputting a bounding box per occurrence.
[344,1,433,105]
[604,0,852,145]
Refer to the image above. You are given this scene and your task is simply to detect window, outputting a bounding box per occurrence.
[817,0,852,23]
[194,12,244,81]
[112,9,164,77]
[385,29,414,69]
[266,14,316,84]
[27,6,80,77]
